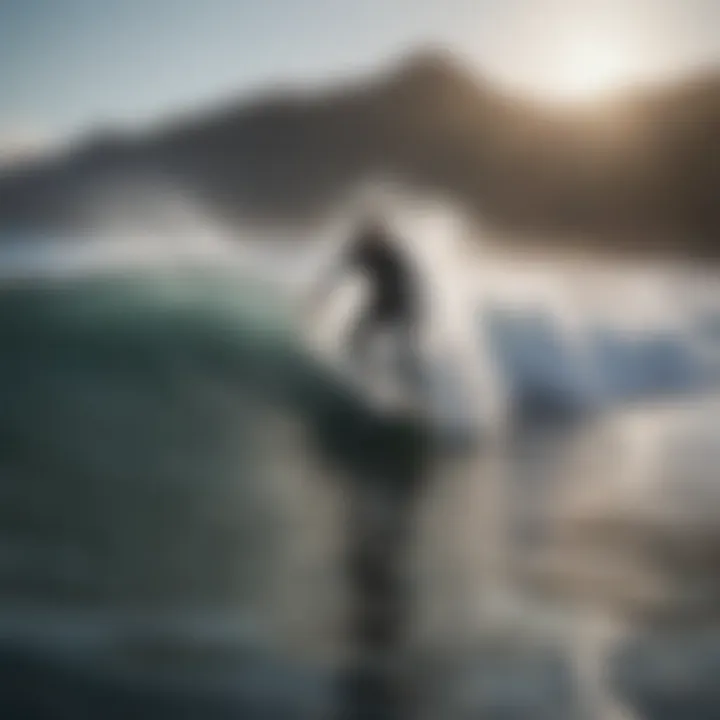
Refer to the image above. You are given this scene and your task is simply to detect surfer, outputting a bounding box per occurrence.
[310,215,423,385]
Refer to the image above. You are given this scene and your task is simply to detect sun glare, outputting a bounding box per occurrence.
[493,0,658,104]
[552,38,632,101]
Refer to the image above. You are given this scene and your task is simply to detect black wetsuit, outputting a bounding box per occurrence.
[343,224,421,381]
[347,226,416,324]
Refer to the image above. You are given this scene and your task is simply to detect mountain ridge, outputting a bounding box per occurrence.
[0,48,718,260]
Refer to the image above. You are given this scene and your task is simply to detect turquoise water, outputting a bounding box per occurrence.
[0,269,330,610]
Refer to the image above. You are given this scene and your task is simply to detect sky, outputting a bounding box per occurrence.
[1,0,718,149]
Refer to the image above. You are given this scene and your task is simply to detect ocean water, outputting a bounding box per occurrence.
[0,233,720,719]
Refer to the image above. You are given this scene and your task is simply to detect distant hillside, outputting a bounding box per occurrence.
[0,48,718,260]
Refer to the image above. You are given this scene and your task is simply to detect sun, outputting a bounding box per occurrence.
[487,0,669,104]
[550,37,635,102]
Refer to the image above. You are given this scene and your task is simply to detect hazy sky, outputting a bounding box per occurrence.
[1,0,718,145]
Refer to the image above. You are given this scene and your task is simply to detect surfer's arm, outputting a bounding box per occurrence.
[305,249,349,315]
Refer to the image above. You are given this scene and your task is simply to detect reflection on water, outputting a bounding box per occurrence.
[0,258,719,719]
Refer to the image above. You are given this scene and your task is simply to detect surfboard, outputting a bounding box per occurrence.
[330,357,424,419]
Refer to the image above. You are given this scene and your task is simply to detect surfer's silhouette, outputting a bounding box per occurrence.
[311,215,423,387]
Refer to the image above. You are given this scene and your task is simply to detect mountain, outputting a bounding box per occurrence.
[0,48,718,260]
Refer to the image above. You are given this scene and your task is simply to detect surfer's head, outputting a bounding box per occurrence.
[355,213,391,241]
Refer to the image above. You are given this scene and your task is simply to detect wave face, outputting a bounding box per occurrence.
[0,269,298,605]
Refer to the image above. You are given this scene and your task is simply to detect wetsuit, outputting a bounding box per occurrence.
[343,223,421,381]
[347,225,417,324]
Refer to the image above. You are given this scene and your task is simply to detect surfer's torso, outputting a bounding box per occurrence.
[347,228,416,321]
